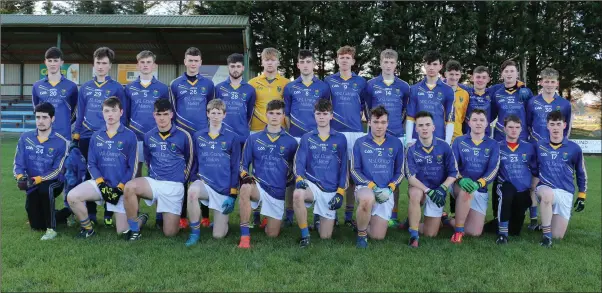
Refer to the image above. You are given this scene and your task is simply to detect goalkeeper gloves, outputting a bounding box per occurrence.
[573,197,585,212]
[373,187,392,204]
[459,178,477,194]
[328,191,344,210]
[17,176,31,191]
[222,196,236,215]
[240,173,256,185]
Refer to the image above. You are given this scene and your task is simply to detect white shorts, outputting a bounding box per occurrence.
[342,132,365,158]
[136,141,144,164]
[537,186,573,220]
[86,180,125,213]
[423,194,444,218]
[250,184,285,220]
[355,185,394,220]
[196,180,228,214]
[142,177,185,215]
[304,181,337,220]
[470,191,489,215]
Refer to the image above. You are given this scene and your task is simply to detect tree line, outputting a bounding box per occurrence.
[2,1,600,100]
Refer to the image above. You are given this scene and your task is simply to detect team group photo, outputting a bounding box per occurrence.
[1,2,601,292]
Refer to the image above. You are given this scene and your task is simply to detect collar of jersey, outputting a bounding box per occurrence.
[293,76,319,84]
[136,75,157,85]
[100,123,125,134]
[260,73,284,81]
[35,129,57,140]
[420,77,445,88]
[309,128,337,137]
[222,77,248,85]
[200,124,228,137]
[43,74,66,83]
[334,72,357,80]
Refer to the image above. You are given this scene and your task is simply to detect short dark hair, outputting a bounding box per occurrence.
[35,102,55,118]
[547,110,565,122]
[423,50,442,64]
[501,60,517,71]
[370,105,389,120]
[45,47,63,60]
[445,60,462,72]
[469,108,488,120]
[314,99,333,113]
[154,98,173,112]
[227,53,244,65]
[415,111,433,121]
[473,66,490,75]
[185,47,202,58]
[266,99,285,112]
[298,49,313,61]
[504,114,521,126]
[102,97,122,110]
[93,47,115,63]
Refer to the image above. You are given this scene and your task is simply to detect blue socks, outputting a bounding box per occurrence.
[190,221,201,236]
[529,206,538,220]
[240,222,250,236]
[128,218,140,232]
[409,227,419,239]
[286,209,294,223]
[542,225,552,239]
[345,205,354,221]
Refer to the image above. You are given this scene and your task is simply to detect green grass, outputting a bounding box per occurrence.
[1,135,601,292]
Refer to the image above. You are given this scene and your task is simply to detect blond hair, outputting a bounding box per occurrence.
[540,67,559,80]
[380,49,398,61]
[207,99,226,113]
[261,47,280,61]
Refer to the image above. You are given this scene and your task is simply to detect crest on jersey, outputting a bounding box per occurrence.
[153,90,159,96]
[315,90,320,96]
[47,148,54,156]
[117,141,124,150]
[459,97,464,102]
[105,90,111,95]
[484,148,490,157]
[201,87,207,93]
[61,89,67,95]
[242,93,247,101]
[353,83,358,89]
[221,142,227,150]
[277,86,282,93]
[170,143,177,152]
[562,152,568,161]
[556,106,561,110]
[279,146,285,154]
[437,154,443,163]
[522,153,527,162]
[332,144,338,152]
[388,148,394,157]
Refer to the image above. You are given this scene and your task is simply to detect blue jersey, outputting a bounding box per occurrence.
[536,138,587,195]
[497,140,538,192]
[452,134,500,192]
[351,133,404,188]
[125,76,170,140]
[144,125,193,184]
[463,87,493,137]
[294,129,348,193]
[240,128,298,200]
[87,124,138,188]
[191,126,241,196]
[364,75,411,137]
[407,78,455,140]
[169,73,215,134]
[215,79,256,144]
[283,76,330,137]
[325,72,367,133]
[73,76,127,140]
[526,94,571,143]
[13,129,69,182]
[405,138,458,189]
[32,75,78,140]
[491,82,533,141]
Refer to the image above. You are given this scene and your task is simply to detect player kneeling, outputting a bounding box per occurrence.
[237,100,298,248]
[67,97,145,238]
[535,111,587,248]
[122,98,193,240]
[450,109,500,242]
[405,111,458,247]
[292,99,348,247]
[185,99,241,246]
[351,106,404,248]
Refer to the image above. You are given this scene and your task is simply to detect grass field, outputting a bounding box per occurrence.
[1,135,601,292]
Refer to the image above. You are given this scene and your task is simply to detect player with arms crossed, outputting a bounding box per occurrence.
[325,45,368,229]
[351,106,404,248]
[535,111,587,248]
[405,50,455,145]
[292,99,348,247]
[67,97,143,238]
[405,111,458,247]
[123,98,193,240]
[443,60,470,142]
[237,100,298,248]
[364,49,410,228]
[494,114,538,244]
[249,48,291,227]
[169,47,214,229]
[185,99,241,246]
[450,109,500,242]
[13,103,69,240]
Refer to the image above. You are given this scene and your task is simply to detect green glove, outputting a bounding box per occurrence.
[458,178,476,193]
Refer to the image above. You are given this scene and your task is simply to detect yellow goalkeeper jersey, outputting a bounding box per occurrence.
[248,73,290,131]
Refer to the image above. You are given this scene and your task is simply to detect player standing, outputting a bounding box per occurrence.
[364,49,410,227]
[122,98,193,240]
[405,111,458,247]
[237,100,298,248]
[443,60,470,142]
[67,97,144,237]
[325,45,368,229]
[292,99,348,247]
[185,99,241,246]
[351,106,404,248]
[535,111,587,247]
[450,109,500,242]
[13,103,69,240]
